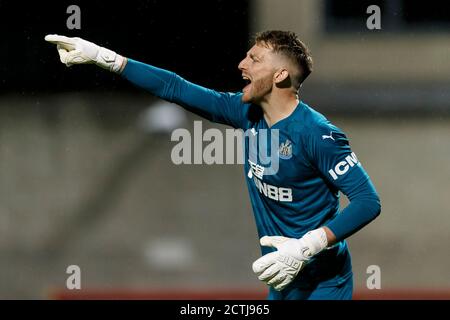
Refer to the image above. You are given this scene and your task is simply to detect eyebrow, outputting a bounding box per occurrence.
[248,52,261,61]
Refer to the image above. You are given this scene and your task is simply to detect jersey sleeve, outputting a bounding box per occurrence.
[304,121,381,241]
[121,58,248,129]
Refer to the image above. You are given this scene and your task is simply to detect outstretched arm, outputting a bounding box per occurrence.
[45,34,248,129]
[120,58,246,128]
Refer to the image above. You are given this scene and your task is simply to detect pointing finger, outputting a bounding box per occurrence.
[45,34,76,50]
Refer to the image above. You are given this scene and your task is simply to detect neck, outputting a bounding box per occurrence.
[260,90,300,127]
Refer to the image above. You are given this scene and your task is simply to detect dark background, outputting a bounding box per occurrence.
[325,0,450,32]
[0,0,250,93]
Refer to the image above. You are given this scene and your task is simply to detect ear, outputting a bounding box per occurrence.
[273,69,289,84]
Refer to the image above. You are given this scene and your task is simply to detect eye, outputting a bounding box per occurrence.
[249,54,259,63]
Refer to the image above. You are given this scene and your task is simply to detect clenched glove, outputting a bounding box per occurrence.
[44,34,125,73]
[252,228,328,291]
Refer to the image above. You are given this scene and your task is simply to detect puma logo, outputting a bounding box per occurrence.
[322,131,335,141]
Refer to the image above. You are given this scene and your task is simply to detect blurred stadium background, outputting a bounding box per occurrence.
[0,0,450,299]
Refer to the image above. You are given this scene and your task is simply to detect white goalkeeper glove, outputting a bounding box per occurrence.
[252,228,328,291]
[44,34,125,73]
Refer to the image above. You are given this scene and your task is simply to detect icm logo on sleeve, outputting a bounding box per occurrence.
[328,152,360,180]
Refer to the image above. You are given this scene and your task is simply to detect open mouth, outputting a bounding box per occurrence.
[242,75,252,92]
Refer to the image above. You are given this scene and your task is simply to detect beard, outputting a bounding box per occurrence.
[241,74,273,104]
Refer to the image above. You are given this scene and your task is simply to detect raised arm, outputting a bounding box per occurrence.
[120,58,247,128]
[45,34,248,129]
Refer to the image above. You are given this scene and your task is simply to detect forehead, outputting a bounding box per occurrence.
[247,43,273,57]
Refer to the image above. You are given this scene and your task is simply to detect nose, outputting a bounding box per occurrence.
[238,57,247,71]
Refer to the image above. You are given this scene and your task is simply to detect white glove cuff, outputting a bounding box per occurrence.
[301,228,328,257]
[96,47,125,73]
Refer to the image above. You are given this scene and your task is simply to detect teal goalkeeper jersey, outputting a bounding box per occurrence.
[121,59,381,288]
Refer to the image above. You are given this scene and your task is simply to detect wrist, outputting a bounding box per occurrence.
[322,226,337,246]
[95,47,125,73]
[299,228,328,258]
[118,57,128,74]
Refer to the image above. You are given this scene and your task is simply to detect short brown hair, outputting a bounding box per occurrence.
[255,30,313,87]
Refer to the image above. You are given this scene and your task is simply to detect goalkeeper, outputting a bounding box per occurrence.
[45,31,381,300]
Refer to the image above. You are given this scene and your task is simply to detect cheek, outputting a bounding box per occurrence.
[253,74,273,92]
